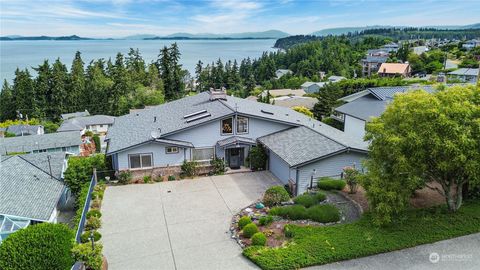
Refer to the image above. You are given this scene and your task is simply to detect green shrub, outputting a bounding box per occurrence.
[238,216,253,229]
[93,134,101,153]
[294,194,317,208]
[243,223,260,238]
[317,178,346,190]
[283,224,295,238]
[64,154,107,194]
[72,243,103,270]
[181,160,198,177]
[314,192,327,201]
[85,216,102,230]
[259,215,274,226]
[251,232,267,246]
[86,209,102,219]
[168,175,176,181]
[143,175,152,183]
[91,190,103,201]
[118,171,132,185]
[0,223,74,270]
[154,176,163,182]
[211,157,226,175]
[247,145,267,170]
[80,231,102,243]
[263,186,290,207]
[84,130,94,137]
[306,205,340,223]
[270,205,308,220]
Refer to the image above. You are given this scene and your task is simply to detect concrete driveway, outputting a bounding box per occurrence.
[100,171,280,270]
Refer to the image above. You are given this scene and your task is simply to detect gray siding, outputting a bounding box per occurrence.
[268,151,290,184]
[296,151,366,195]
[117,142,188,170]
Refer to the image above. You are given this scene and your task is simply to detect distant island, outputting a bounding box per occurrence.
[0,35,93,41]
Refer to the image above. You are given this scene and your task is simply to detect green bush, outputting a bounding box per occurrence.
[242,223,260,238]
[293,192,327,208]
[86,209,102,219]
[238,216,253,229]
[72,243,103,270]
[84,130,94,137]
[270,205,308,220]
[143,175,152,183]
[210,157,226,175]
[317,178,346,190]
[80,230,102,243]
[251,232,267,246]
[181,160,198,177]
[93,134,101,153]
[118,171,132,185]
[64,154,106,194]
[168,175,176,181]
[259,215,274,226]
[314,192,327,202]
[263,186,290,207]
[0,223,74,270]
[85,216,102,230]
[306,205,340,223]
[247,145,267,170]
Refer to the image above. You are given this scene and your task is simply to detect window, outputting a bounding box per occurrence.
[129,153,153,169]
[165,146,179,154]
[236,116,249,134]
[192,148,214,161]
[221,118,233,135]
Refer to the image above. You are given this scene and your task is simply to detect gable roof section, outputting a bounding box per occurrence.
[6,125,43,136]
[448,68,479,76]
[258,126,348,167]
[0,131,81,155]
[61,110,90,120]
[377,63,410,74]
[58,115,115,132]
[0,153,66,221]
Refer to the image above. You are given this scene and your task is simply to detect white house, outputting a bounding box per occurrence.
[462,39,480,50]
[301,82,325,94]
[275,69,293,79]
[106,90,367,195]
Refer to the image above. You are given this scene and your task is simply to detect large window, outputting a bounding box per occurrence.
[192,148,214,161]
[221,118,233,135]
[236,116,249,134]
[129,153,153,169]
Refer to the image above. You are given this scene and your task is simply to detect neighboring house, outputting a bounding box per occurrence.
[301,82,325,93]
[361,49,389,77]
[377,63,411,78]
[334,86,436,139]
[272,96,317,110]
[275,69,293,79]
[0,131,82,155]
[0,152,70,243]
[327,76,346,83]
[261,89,306,98]
[413,46,428,55]
[462,39,480,50]
[58,115,115,136]
[448,68,479,83]
[61,110,90,120]
[3,124,44,136]
[106,90,367,195]
[382,42,399,52]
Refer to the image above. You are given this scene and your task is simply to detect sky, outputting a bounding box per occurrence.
[1,0,479,37]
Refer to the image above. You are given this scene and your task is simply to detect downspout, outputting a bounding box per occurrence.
[295,168,300,196]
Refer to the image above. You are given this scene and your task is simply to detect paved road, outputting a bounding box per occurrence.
[101,172,280,270]
[307,233,480,270]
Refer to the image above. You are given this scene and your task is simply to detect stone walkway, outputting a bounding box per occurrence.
[325,191,361,223]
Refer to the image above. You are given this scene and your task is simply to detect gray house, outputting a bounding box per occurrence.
[301,82,325,93]
[0,131,82,155]
[106,90,367,195]
[0,152,70,243]
[3,124,44,136]
[334,86,436,139]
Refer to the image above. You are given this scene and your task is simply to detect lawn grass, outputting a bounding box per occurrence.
[243,200,480,270]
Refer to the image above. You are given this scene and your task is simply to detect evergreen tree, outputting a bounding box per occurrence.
[126,48,147,86]
[109,53,130,116]
[49,59,69,120]
[70,51,86,110]
[170,43,184,98]
[158,46,174,100]
[0,80,16,121]
[85,60,112,115]
[12,68,37,119]
[195,60,203,92]
[33,60,51,119]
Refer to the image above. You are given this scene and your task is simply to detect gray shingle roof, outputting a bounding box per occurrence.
[448,68,479,76]
[19,152,67,179]
[0,153,66,220]
[258,126,347,167]
[0,131,82,155]
[106,91,368,155]
[58,115,115,132]
[6,125,43,136]
[217,136,256,148]
[61,110,90,120]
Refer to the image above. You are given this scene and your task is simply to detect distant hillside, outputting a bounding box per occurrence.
[148,30,290,40]
[311,23,480,36]
[0,35,92,41]
[123,34,157,40]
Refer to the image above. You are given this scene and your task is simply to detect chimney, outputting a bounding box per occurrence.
[209,88,227,101]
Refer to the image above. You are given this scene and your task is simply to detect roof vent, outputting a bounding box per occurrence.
[209,87,227,101]
[261,109,274,115]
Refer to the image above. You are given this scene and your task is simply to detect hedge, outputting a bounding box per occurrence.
[0,223,75,270]
[293,192,326,208]
[72,243,103,270]
[244,200,480,270]
[251,232,267,246]
[317,178,346,190]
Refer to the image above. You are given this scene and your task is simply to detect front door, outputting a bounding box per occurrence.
[229,148,241,169]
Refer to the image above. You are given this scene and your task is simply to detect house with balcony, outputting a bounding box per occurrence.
[106,90,367,195]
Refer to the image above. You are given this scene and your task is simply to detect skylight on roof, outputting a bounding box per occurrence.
[183,110,208,119]
[185,113,211,123]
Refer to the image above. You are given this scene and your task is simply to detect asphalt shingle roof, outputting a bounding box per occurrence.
[258,126,347,167]
[58,115,115,132]
[0,152,66,220]
[0,131,81,155]
[448,68,479,76]
[6,125,43,136]
[61,110,90,120]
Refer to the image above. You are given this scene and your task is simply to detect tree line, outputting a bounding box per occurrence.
[0,43,186,122]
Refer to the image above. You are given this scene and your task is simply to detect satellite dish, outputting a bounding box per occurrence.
[150,129,161,139]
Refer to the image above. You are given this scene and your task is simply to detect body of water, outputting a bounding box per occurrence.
[0,39,276,82]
